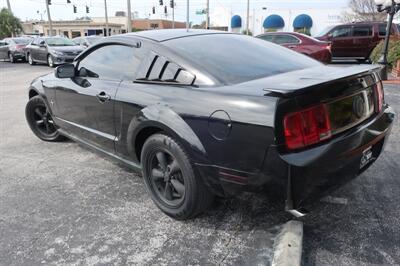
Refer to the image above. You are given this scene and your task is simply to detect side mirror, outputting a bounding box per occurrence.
[55,64,76,78]
[39,41,46,47]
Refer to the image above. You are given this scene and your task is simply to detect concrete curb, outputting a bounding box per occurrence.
[271,220,303,266]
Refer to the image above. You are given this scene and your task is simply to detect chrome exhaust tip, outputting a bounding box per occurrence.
[286,208,309,218]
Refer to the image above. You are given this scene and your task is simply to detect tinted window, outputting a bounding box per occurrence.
[31,38,39,45]
[332,27,351,38]
[258,35,275,42]
[379,24,395,36]
[274,35,300,44]
[352,26,372,37]
[78,44,141,81]
[13,38,31,44]
[46,37,75,46]
[164,34,319,84]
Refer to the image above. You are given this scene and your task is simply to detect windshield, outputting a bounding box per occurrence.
[46,38,76,46]
[13,38,31,44]
[164,34,319,84]
[315,26,335,37]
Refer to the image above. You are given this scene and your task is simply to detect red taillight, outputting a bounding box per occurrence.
[15,44,25,50]
[374,82,384,113]
[284,104,332,150]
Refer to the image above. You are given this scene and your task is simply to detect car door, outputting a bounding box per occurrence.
[30,38,41,61]
[37,39,48,62]
[53,44,140,152]
[329,26,353,57]
[352,25,374,58]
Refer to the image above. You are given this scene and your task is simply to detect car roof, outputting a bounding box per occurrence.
[121,29,232,42]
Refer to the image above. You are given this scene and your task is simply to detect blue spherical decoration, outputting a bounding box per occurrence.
[263,15,285,29]
[293,14,313,29]
[231,15,242,28]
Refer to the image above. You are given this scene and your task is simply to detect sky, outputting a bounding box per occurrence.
[1,0,350,25]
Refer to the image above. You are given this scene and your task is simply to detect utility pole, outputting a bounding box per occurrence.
[172,1,175,29]
[127,0,132,33]
[246,0,250,35]
[6,0,12,13]
[45,0,53,36]
[206,0,210,29]
[104,0,109,36]
[186,0,189,31]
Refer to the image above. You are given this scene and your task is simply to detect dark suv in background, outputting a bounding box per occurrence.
[316,22,400,62]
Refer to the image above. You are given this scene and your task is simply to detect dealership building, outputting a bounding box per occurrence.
[227,8,346,36]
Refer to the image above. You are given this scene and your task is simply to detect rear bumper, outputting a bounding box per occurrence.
[196,104,395,209]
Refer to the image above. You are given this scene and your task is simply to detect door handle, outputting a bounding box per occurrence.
[96,91,111,103]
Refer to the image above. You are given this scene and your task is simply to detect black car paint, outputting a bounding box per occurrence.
[28,30,395,212]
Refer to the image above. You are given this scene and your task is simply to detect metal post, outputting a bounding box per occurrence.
[172,2,175,29]
[45,0,53,36]
[206,0,210,29]
[378,0,396,81]
[186,0,189,31]
[6,0,12,13]
[246,0,250,35]
[127,0,132,33]
[104,0,109,36]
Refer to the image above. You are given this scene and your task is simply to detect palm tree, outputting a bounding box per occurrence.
[0,8,23,38]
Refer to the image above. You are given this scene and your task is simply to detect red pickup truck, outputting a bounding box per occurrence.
[315,22,400,62]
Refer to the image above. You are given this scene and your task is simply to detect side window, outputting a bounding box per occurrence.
[332,27,351,38]
[274,35,300,44]
[379,24,395,36]
[352,26,372,37]
[258,35,274,42]
[77,44,141,81]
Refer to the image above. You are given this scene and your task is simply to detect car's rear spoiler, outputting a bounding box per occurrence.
[261,64,382,98]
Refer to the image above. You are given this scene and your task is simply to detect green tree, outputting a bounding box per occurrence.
[0,8,23,39]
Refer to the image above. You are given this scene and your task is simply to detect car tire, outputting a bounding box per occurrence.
[28,53,36,65]
[141,133,214,220]
[8,52,15,63]
[25,95,65,142]
[47,55,55,68]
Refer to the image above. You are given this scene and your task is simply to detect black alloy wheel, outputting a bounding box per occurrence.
[141,133,214,220]
[149,150,186,206]
[25,96,65,141]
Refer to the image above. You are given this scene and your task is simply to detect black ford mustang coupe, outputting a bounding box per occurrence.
[25,30,395,220]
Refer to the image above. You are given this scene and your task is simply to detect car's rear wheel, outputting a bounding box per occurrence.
[141,133,214,220]
[47,55,55,68]
[8,52,15,63]
[28,53,36,65]
[25,96,65,142]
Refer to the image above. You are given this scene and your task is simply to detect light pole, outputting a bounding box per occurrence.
[104,0,109,36]
[45,0,53,36]
[127,0,132,33]
[206,0,210,29]
[6,0,11,13]
[186,0,189,31]
[246,0,250,35]
[374,0,400,80]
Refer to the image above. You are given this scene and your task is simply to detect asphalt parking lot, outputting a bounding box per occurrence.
[0,62,399,265]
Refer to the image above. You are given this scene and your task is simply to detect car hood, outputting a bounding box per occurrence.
[49,46,83,52]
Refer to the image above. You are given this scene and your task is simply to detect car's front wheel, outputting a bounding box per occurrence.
[47,55,55,68]
[141,133,214,220]
[8,52,15,63]
[25,96,65,142]
[28,53,36,65]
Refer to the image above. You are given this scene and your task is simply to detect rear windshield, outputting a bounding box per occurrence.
[46,37,75,46]
[13,38,31,44]
[164,34,319,84]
